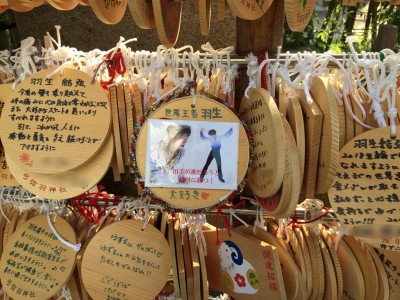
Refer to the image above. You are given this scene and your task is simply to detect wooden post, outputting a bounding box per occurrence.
[374,24,398,51]
[234,0,285,110]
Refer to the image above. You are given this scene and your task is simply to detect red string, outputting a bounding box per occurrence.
[215,199,247,245]
[258,54,268,91]
[100,51,126,89]
[274,207,331,236]
[288,207,331,228]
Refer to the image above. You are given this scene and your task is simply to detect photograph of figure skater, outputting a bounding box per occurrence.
[199,127,233,183]
[146,119,238,189]
[148,123,191,184]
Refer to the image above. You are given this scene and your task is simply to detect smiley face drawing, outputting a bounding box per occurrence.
[218,240,259,294]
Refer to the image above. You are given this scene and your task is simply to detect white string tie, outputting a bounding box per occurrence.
[47,210,81,253]
[244,52,259,98]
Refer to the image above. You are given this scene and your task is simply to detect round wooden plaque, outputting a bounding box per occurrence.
[287,226,307,292]
[365,245,389,300]
[301,226,324,300]
[0,84,18,186]
[0,205,11,257]
[127,0,155,29]
[81,220,171,300]
[320,226,343,300]
[136,95,249,210]
[328,126,400,250]
[334,235,365,300]
[285,0,317,31]
[343,235,378,300]
[239,88,285,198]
[310,76,339,194]
[3,208,20,250]
[0,67,111,175]
[0,144,18,186]
[89,0,127,24]
[152,0,182,47]
[0,214,77,300]
[46,0,78,10]
[293,227,312,299]
[255,122,292,216]
[376,248,400,300]
[226,0,273,20]
[275,118,301,218]
[5,133,113,200]
[317,233,338,300]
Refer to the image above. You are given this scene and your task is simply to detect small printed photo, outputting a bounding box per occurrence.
[145,119,239,190]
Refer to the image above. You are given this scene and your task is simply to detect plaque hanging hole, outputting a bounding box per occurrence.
[191,104,196,108]
[391,133,396,140]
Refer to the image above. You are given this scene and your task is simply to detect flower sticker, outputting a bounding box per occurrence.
[234,273,246,288]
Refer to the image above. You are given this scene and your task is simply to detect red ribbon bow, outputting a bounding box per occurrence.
[100,51,126,89]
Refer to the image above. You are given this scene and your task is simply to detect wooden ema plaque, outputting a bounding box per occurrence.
[136,95,249,210]
[257,132,292,216]
[284,0,316,31]
[298,90,323,198]
[286,92,305,185]
[0,214,77,299]
[81,220,171,300]
[239,88,285,199]
[301,227,324,300]
[199,0,211,35]
[286,227,307,294]
[0,84,18,186]
[236,225,300,300]
[276,118,301,218]
[344,90,355,143]
[318,233,338,300]
[5,133,113,199]
[328,126,400,250]
[152,0,182,47]
[320,226,343,300]
[127,0,155,29]
[376,248,399,300]
[226,0,272,20]
[109,86,124,174]
[89,0,127,24]
[334,235,365,300]
[203,229,287,300]
[343,235,379,300]
[0,67,111,175]
[365,244,389,300]
[46,0,78,10]
[310,76,339,194]
[293,227,312,299]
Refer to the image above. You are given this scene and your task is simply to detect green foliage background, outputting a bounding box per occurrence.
[283,0,400,53]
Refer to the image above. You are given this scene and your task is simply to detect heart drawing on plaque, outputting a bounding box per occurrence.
[202,192,210,200]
